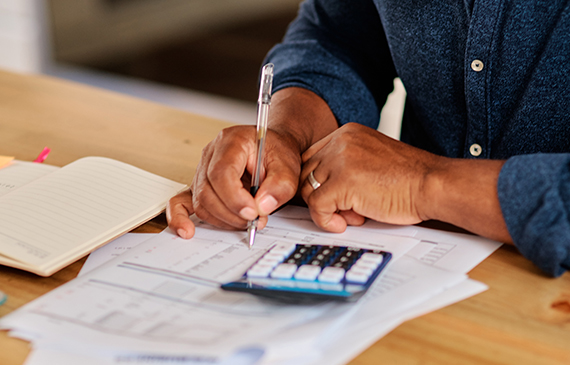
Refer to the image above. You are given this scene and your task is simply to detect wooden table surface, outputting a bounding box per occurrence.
[0,70,569,365]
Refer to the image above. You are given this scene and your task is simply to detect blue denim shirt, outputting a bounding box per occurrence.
[265,0,570,276]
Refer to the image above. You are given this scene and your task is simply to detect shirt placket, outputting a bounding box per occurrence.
[464,0,503,159]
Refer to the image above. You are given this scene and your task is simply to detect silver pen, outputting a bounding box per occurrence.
[247,63,274,249]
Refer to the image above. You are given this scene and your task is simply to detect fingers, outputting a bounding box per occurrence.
[194,154,250,229]
[182,125,302,234]
[254,136,302,216]
[338,210,366,226]
[166,190,196,239]
[300,124,368,232]
[301,132,333,163]
[299,163,347,232]
[205,128,259,223]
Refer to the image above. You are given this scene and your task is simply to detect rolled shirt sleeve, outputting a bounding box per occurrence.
[264,0,398,129]
[498,154,570,277]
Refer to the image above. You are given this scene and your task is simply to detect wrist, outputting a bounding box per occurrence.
[418,157,511,242]
[417,156,452,222]
[268,87,338,155]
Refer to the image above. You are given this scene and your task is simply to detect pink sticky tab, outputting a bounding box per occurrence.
[33,147,51,163]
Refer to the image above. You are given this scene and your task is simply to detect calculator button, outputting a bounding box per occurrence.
[352,264,373,276]
[294,265,322,281]
[360,253,384,265]
[353,259,379,271]
[257,258,281,267]
[318,267,345,283]
[247,264,274,278]
[270,263,298,279]
[264,252,287,261]
[270,243,297,256]
[346,268,371,283]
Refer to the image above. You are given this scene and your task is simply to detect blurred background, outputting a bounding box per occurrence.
[0,0,404,135]
[0,0,301,124]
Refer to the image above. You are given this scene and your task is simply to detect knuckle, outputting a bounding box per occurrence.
[279,178,298,200]
[218,125,250,142]
[207,162,226,183]
[306,191,322,208]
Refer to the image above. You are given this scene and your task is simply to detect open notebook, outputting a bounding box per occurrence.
[0,157,186,276]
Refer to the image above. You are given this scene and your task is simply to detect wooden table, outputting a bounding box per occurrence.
[0,70,569,364]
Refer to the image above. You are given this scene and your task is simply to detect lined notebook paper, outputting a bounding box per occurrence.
[0,161,58,197]
[0,157,186,276]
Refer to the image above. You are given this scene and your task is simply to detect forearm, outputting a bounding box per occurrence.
[421,158,513,244]
[268,87,338,155]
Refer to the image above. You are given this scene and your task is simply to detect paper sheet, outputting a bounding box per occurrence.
[3,207,501,365]
[78,233,153,276]
[273,206,502,274]
[20,277,487,365]
[1,214,419,358]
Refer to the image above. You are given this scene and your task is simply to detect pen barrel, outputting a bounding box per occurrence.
[250,63,272,198]
[251,107,267,191]
[250,185,259,197]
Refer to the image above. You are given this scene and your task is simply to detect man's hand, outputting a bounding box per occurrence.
[167,125,302,238]
[300,123,436,232]
[299,123,513,244]
[167,87,339,239]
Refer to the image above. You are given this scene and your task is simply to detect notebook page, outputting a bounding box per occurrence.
[0,157,185,270]
[0,161,59,197]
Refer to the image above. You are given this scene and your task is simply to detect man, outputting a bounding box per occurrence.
[167,0,570,277]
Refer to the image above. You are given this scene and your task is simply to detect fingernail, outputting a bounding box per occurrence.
[259,195,278,215]
[239,207,257,220]
[177,228,188,239]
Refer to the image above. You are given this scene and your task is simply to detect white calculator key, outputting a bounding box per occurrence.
[350,265,373,276]
[270,243,297,256]
[345,268,371,283]
[294,265,322,281]
[353,259,379,271]
[264,252,287,261]
[360,253,384,265]
[318,267,345,283]
[270,263,298,279]
[257,257,281,267]
[247,264,274,278]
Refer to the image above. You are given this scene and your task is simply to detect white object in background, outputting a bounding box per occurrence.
[0,0,50,73]
[378,78,406,140]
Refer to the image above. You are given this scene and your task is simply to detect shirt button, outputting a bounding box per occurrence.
[471,59,484,72]
[469,143,482,157]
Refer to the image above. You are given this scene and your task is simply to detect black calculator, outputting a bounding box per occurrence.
[221,243,392,302]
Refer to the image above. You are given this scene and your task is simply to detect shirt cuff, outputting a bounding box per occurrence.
[498,153,570,276]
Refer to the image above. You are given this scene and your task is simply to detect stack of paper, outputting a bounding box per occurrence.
[0,206,501,365]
